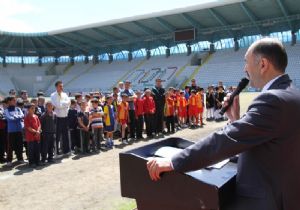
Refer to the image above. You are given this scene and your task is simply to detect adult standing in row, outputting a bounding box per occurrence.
[51,81,70,155]
[152,78,165,137]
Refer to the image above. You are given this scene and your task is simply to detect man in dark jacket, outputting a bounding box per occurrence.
[147,38,300,210]
[152,78,165,137]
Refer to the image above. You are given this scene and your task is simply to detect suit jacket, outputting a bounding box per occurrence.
[172,74,300,210]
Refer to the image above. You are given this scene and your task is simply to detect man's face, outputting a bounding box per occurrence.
[56,83,63,92]
[156,80,161,87]
[244,49,264,88]
[191,80,196,86]
[21,93,28,99]
[125,82,130,89]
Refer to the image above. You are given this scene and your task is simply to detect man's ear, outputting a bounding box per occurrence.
[260,58,269,74]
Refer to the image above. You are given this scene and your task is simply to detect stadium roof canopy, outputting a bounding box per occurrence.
[0,0,300,58]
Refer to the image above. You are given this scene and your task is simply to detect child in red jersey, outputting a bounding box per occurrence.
[134,90,144,140]
[24,103,42,167]
[143,89,156,138]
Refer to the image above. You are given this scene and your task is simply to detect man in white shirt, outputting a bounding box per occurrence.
[51,81,71,155]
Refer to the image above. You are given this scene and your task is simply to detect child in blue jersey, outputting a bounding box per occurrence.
[103,95,115,149]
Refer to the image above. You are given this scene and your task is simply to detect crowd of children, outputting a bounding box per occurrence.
[0,79,231,168]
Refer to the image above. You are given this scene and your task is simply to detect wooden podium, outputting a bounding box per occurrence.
[120,138,237,210]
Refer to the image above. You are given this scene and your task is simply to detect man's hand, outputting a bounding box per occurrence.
[223,94,240,122]
[146,158,174,181]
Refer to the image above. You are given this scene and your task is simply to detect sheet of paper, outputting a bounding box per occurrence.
[206,159,229,169]
[154,146,183,159]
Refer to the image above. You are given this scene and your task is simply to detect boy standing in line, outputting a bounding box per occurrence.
[24,104,41,167]
[117,94,129,145]
[103,95,115,149]
[40,101,56,163]
[77,101,90,153]
[134,90,144,140]
[89,98,104,152]
[4,96,24,167]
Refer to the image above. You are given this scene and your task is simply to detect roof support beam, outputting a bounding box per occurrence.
[90,28,117,41]
[7,37,16,48]
[60,33,103,52]
[208,9,235,38]
[39,36,66,50]
[73,31,103,43]
[28,37,38,50]
[155,17,176,32]
[33,37,48,49]
[110,25,136,38]
[51,35,90,54]
[275,0,293,30]
[180,13,204,29]
[133,21,156,35]
[240,2,264,35]
[0,36,10,45]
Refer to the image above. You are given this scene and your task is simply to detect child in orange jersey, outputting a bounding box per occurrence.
[188,90,197,128]
[196,89,204,127]
[177,91,187,127]
[164,91,175,133]
[117,93,129,144]
[199,88,205,126]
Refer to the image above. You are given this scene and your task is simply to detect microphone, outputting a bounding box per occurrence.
[219,77,249,115]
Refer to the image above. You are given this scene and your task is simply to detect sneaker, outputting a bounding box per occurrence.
[122,139,129,145]
[6,162,12,167]
[110,139,114,148]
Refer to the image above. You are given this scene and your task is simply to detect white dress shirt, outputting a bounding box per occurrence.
[261,74,284,93]
[50,91,70,118]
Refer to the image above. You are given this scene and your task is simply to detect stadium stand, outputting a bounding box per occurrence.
[1,43,299,96]
[193,48,247,88]
[60,59,143,93]
[123,54,191,90]
[285,43,300,88]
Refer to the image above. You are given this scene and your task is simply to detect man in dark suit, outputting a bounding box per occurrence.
[152,78,165,137]
[147,38,300,210]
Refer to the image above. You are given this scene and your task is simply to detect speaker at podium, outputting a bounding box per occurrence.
[119,138,237,210]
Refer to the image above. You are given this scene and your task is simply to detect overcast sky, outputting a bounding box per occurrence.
[0,0,219,33]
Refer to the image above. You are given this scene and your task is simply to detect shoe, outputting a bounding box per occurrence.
[29,163,36,168]
[39,162,46,166]
[17,159,27,164]
[110,140,114,147]
[122,140,129,145]
[48,159,55,164]
[6,162,12,167]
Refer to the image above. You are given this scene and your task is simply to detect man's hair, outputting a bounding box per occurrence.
[55,81,63,87]
[251,38,288,72]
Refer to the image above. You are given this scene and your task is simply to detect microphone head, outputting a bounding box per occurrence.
[238,78,250,90]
